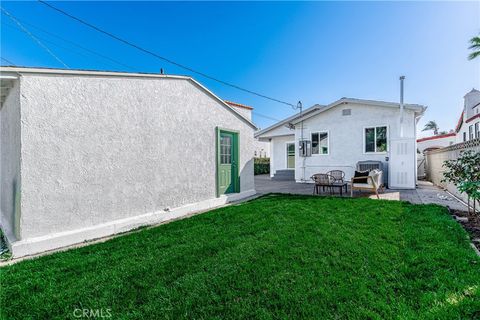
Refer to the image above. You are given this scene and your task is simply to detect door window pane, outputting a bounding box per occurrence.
[286,143,295,168]
[220,135,232,164]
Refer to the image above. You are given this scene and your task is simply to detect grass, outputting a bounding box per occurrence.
[1,194,479,319]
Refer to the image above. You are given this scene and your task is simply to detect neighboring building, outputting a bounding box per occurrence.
[225,100,253,121]
[0,67,257,257]
[455,88,480,143]
[253,139,270,158]
[224,101,270,158]
[256,98,426,189]
[416,132,455,179]
[417,132,456,153]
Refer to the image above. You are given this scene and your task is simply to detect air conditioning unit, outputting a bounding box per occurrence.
[299,140,311,157]
[357,160,387,188]
[356,161,383,172]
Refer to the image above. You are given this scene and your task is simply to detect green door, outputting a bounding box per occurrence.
[217,129,239,195]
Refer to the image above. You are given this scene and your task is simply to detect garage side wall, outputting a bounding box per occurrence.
[19,74,255,239]
[0,79,21,241]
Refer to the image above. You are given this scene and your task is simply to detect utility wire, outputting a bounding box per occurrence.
[2,19,136,71]
[1,57,15,65]
[1,13,135,71]
[1,6,69,68]
[252,112,281,122]
[38,0,296,108]
[2,19,284,124]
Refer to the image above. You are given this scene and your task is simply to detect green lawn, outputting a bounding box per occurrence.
[1,194,479,319]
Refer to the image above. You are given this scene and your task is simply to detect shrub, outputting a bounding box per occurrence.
[254,157,270,175]
[443,150,480,214]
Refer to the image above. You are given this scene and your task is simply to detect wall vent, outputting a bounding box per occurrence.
[342,109,351,116]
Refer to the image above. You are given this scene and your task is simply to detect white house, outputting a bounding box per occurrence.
[224,100,271,158]
[0,67,256,258]
[417,133,456,153]
[256,98,426,189]
[416,132,456,179]
[455,88,480,143]
[253,139,270,158]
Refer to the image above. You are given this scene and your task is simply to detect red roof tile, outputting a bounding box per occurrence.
[417,133,456,143]
[224,100,253,110]
[455,110,464,132]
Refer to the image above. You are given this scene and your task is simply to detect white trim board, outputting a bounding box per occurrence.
[6,189,256,259]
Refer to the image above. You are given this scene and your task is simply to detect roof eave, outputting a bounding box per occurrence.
[254,104,323,138]
[0,67,258,130]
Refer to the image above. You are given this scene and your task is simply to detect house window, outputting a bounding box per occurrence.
[463,132,467,142]
[312,131,329,155]
[475,122,479,139]
[469,125,474,140]
[365,126,387,153]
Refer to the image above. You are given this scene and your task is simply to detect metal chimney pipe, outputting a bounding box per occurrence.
[399,76,405,138]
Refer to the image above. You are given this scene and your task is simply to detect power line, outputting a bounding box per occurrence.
[1,6,69,68]
[1,57,15,65]
[252,112,281,122]
[0,14,135,71]
[2,18,286,124]
[38,0,296,108]
[2,19,136,71]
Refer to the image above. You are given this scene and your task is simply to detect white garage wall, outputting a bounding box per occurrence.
[0,80,21,241]
[17,73,255,240]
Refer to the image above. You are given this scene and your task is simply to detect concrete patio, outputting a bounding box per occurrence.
[255,175,467,211]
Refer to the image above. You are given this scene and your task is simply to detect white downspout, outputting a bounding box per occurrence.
[399,76,405,138]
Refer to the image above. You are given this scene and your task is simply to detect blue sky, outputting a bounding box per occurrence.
[1,1,479,136]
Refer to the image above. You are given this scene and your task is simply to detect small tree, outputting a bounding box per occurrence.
[443,150,480,214]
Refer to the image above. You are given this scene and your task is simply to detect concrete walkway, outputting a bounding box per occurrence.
[255,175,466,211]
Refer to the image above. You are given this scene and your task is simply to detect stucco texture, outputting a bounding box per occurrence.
[0,80,21,240]
[18,74,254,239]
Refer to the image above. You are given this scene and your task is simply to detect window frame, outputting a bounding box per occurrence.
[363,125,389,154]
[475,122,479,139]
[469,125,474,140]
[311,130,330,156]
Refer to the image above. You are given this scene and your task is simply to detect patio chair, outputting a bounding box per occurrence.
[311,173,334,195]
[350,169,383,199]
[326,170,345,183]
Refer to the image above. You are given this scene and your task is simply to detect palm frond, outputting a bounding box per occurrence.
[469,50,480,60]
[468,35,480,60]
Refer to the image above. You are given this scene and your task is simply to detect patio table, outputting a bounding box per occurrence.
[330,182,348,196]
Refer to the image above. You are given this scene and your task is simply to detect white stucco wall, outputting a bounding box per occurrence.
[270,135,295,176]
[253,139,270,158]
[417,135,455,153]
[230,106,252,121]
[0,80,21,241]
[16,73,255,240]
[293,103,417,183]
